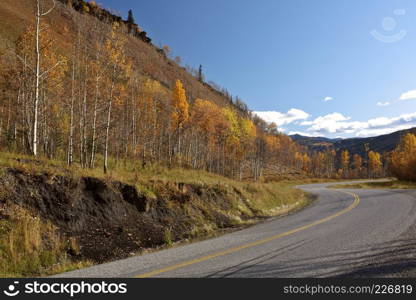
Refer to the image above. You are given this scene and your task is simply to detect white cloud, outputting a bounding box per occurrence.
[399,90,416,101]
[300,113,364,133]
[300,112,416,137]
[356,124,416,137]
[254,109,310,127]
[377,101,390,106]
[256,104,416,138]
[323,96,333,102]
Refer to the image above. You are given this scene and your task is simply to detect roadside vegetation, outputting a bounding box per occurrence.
[330,180,416,190]
[0,151,316,277]
[331,133,416,189]
[390,133,416,181]
[0,204,92,277]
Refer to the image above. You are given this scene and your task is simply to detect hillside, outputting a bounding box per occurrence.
[291,127,416,157]
[0,0,234,109]
[0,0,307,182]
[0,0,407,181]
[290,135,341,152]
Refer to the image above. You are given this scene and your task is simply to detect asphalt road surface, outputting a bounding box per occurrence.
[55,181,416,278]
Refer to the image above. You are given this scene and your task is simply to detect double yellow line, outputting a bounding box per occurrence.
[136,191,360,278]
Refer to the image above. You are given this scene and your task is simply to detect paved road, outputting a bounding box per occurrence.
[55,181,416,278]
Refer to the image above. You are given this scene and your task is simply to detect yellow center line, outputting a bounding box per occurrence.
[135,191,360,278]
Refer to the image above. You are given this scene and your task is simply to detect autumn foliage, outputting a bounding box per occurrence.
[390,133,416,181]
[0,0,400,182]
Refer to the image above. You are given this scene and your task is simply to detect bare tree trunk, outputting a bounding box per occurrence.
[81,62,89,167]
[90,76,99,168]
[104,81,114,174]
[32,0,55,156]
[67,59,75,166]
[33,1,41,156]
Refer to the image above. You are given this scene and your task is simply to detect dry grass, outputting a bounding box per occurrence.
[0,151,314,214]
[0,151,351,220]
[0,204,91,277]
[0,151,332,214]
[329,180,416,190]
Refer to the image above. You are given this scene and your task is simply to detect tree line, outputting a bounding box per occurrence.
[390,133,416,181]
[293,148,386,180]
[0,0,398,181]
[0,0,308,180]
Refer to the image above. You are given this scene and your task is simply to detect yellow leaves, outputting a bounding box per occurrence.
[312,151,325,170]
[302,153,311,171]
[142,78,165,97]
[264,135,280,151]
[353,154,362,170]
[390,133,416,181]
[105,23,128,75]
[295,152,303,162]
[171,79,189,130]
[17,25,56,64]
[136,78,165,125]
[191,99,218,133]
[221,107,240,145]
[295,152,311,172]
[318,152,326,163]
[102,23,132,110]
[240,118,256,143]
[340,150,350,170]
[189,104,257,158]
[368,151,382,177]
[191,99,227,149]
[15,25,68,92]
[401,133,416,154]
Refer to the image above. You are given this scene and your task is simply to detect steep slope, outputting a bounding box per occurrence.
[0,0,237,110]
[0,0,310,182]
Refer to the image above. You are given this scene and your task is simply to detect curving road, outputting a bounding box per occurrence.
[56,181,416,278]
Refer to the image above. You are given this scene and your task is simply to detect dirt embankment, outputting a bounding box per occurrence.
[0,168,263,264]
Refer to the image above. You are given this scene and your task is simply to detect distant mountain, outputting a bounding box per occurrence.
[291,127,416,156]
[290,135,343,152]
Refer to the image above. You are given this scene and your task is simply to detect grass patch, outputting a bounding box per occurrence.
[0,204,91,277]
[0,151,315,218]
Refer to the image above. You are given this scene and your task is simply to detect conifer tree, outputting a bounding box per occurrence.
[127,9,135,33]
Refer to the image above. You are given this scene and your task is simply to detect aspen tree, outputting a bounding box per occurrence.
[352,154,363,178]
[390,133,416,181]
[340,150,350,178]
[368,151,382,178]
[102,23,128,173]
[171,79,189,164]
[33,0,56,156]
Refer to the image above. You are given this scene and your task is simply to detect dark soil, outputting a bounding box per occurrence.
[0,168,256,264]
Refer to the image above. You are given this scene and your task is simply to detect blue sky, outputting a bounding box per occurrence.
[97,0,416,138]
